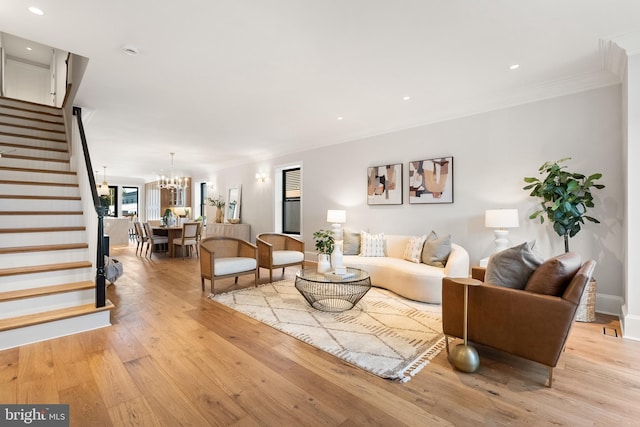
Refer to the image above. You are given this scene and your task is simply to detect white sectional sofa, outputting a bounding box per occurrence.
[343,234,469,304]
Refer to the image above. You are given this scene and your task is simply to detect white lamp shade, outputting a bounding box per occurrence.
[485,209,519,228]
[326,209,347,224]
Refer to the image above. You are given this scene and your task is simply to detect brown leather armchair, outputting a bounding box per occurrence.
[256,233,305,282]
[442,259,595,387]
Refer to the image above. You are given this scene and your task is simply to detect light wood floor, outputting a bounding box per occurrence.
[2,243,640,426]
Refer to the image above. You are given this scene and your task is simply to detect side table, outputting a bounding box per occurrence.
[449,277,481,373]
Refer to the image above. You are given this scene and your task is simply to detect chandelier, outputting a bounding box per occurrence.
[98,166,110,196]
[158,152,187,190]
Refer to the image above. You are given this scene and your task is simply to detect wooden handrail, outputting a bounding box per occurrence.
[72,106,106,308]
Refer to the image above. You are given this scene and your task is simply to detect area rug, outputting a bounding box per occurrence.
[209,280,445,382]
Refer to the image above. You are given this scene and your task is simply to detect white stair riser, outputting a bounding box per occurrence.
[0,157,69,171]
[0,124,65,140]
[0,169,76,184]
[0,289,95,319]
[0,198,82,211]
[0,268,94,291]
[0,147,69,161]
[0,215,84,228]
[0,310,111,351]
[0,184,78,197]
[0,249,90,269]
[0,134,67,149]
[0,230,87,247]
[0,99,62,115]
[0,116,65,131]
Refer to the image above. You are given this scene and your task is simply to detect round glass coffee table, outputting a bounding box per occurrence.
[295,267,371,312]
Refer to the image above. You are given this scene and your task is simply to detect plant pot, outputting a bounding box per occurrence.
[317,254,331,273]
[215,207,224,223]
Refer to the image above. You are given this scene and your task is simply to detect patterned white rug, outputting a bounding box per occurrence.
[210,280,445,382]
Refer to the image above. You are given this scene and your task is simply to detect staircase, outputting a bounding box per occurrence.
[0,97,113,351]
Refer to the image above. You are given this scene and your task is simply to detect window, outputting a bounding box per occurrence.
[282,167,301,234]
[122,186,138,218]
[100,185,118,217]
[200,182,207,218]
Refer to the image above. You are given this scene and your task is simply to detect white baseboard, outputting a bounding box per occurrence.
[0,311,111,351]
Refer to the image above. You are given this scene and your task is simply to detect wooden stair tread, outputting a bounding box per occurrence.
[0,130,66,143]
[0,121,65,134]
[0,180,78,187]
[0,281,95,302]
[1,154,69,163]
[0,112,65,126]
[0,243,88,254]
[0,195,80,200]
[0,261,91,277]
[0,141,68,153]
[0,166,76,175]
[0,300,114,332]
[0,211,83,215]
[0,98,63,117]
[0,226,85,233]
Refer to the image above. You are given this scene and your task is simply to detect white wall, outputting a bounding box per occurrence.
[213,85,624,313]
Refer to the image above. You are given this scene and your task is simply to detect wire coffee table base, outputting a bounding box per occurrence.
[295,268,372,312]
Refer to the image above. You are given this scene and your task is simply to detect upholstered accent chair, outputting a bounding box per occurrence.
[199,236,258,294]
[442,254,595,387]
[256,233,305,282]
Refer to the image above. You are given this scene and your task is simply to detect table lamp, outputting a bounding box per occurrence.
[326,209,346,241]
[479,209,519,267]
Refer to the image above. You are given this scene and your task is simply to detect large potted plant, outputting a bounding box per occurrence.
[313,229,335,273]
[523,158,605,252]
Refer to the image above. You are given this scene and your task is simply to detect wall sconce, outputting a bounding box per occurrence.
[256,172,267,183]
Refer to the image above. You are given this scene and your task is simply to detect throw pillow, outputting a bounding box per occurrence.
[403,235,428,263]
[421,230,451,267]
[360,231,385,257]
[525,252,582,296]
[342,229,361,255]
[485,241,543,289]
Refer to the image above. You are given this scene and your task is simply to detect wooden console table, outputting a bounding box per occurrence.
[205,223,251,241]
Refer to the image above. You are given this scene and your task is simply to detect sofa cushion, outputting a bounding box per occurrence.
[343,229,361,255]
[525,252,582,296]
[485,241,543,289]
[422,231,451,267]
[214,257,257,276]
[403,235,427,263]
[360,231,385,256]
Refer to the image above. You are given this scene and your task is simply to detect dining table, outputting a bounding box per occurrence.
[151,225,183,257]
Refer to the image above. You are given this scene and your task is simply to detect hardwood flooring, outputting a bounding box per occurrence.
[2,242,640,426]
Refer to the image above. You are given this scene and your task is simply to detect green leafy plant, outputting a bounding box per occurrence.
[207,196,225,208]
[313,229,335,255]
[523,158,605,252]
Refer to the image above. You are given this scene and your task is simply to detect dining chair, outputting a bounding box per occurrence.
[133,222,149,256]
[173,222,201,258]
[143,222,169,259]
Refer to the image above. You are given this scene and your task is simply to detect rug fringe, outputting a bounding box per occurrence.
[398,336,447,383]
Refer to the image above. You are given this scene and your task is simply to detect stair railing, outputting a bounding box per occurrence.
[72,106,106,308]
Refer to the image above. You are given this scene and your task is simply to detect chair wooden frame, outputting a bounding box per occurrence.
[256,233,305,282]
[143,222,168,259]
[133,222,149,256]
[200,236,258,294]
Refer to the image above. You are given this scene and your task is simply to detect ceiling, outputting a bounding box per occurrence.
[1,1,639,182]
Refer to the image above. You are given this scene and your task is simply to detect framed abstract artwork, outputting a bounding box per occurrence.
[408,157,454,204]
[367,163,403,205]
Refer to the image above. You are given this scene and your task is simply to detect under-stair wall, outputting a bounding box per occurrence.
[0,96,112,350]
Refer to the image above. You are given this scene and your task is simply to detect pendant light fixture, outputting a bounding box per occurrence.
[158,152,186,190]
[98,166,110,196]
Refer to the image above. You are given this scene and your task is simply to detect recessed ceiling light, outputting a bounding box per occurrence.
[28,6,44,16]
[403,96,411,101]
[337,116,343,121]
[121,45,139,56]
[509,64,520,70]
[26,47,33,51]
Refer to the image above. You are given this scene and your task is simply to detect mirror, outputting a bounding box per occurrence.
[227,185,241,222]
